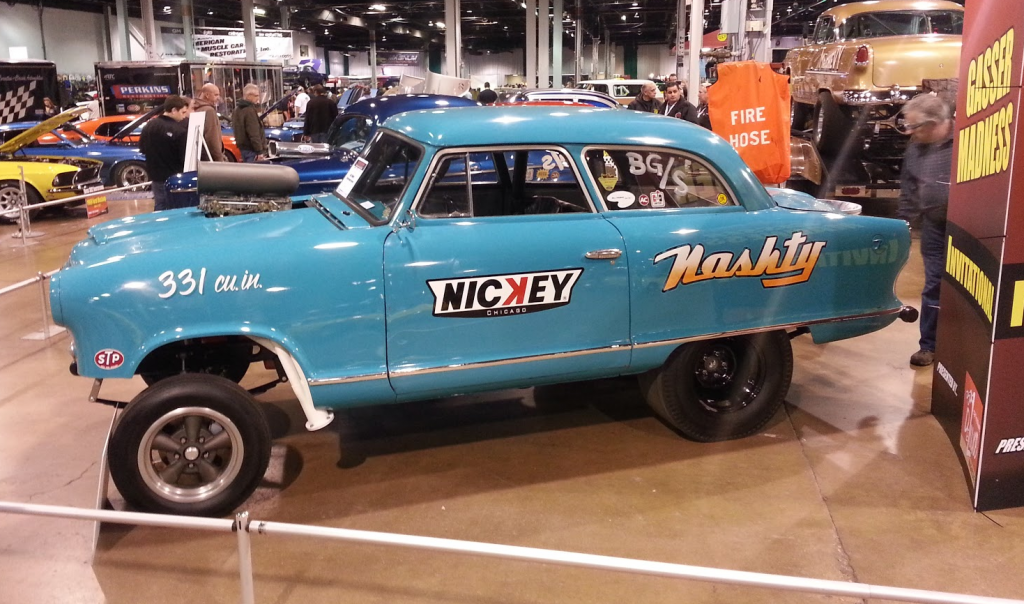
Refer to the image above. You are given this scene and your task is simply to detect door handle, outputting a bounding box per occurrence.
[585,249,622,260]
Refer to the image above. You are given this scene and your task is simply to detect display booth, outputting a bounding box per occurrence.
[932,1,1024,511]
[94,61,283,118]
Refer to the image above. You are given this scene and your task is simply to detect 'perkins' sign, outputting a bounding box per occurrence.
[112,85,173,99]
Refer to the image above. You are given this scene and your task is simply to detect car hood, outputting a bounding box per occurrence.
[0,107,89,154]
[866,35,961,88]
[0,154,103,169]
[82,195,370,249]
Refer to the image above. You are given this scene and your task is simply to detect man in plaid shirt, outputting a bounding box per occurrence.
[897,94,953,367]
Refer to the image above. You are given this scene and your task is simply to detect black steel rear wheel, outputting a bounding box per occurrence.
[641,331,793,442]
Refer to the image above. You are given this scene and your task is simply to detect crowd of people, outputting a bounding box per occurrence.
[625,74,711,130]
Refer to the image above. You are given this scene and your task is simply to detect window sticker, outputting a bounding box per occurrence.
[717,193,729,205]
[607,191,635,208]
[339,157,368,197]
[599,151,619,191]
[639,194,650,206]
[651,190,666,208]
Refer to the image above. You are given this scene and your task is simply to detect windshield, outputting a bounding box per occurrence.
[335,131,422,225]
[840,10,963,39]
[326,115,373,152]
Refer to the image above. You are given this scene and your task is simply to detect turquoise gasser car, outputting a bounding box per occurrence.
[50,105,915,516]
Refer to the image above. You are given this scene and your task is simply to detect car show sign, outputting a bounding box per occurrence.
[84,185,108,219]
[706,61,791,184]
[933,0,1024,511]
[160,26,294,61]
[376,51,420,67]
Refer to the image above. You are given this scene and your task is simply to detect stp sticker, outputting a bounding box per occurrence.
[428,269,584,318]
[94,349,125,370]
[639,194,650,206]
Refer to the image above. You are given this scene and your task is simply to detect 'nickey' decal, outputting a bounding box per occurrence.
[428,269,584,318]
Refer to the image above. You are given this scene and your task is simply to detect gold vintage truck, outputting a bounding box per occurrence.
[784,0,962,198]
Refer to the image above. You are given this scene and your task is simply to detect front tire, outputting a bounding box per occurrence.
[641,331,793,442]
[112,161,149,188]
[108,374,272,516]
[0,181,42,223]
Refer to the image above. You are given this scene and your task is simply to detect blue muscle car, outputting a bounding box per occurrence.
[0,114,150,188]
[50,106,916,516]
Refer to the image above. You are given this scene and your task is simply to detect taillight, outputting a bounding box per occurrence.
[854,45,870,66]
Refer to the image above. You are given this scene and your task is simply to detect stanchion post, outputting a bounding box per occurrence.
[235,511,255,604]
[18,166,29,246]
[37,272,51,341]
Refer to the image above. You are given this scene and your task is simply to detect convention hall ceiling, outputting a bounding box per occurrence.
[10,0,965,54]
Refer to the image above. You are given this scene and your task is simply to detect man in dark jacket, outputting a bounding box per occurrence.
[139,95,191,211]
[193,83,225,161]
[660,82,698,124]
[232,84,267,162]
[897,94,954,367]
[626,82,662,113]
[696,84,712,130]
[302,85,338,144]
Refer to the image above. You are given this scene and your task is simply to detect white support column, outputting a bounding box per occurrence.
[574,6,583,82]
[140,0,158,60]
[182,0,196,61]
[370,30,378,84]
[552,0,563,87]
[525,0,537,87]
[280,5,290,30]
[445,0,462,77]
[115,0,130,61]
[687,0,704,106]
[241,0,257,61]
[676,0,687,79]
[538,0,550,88]
[591,38,599,79]
[598,28,606,80]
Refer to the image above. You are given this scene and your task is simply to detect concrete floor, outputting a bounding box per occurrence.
[2,198,1024,604]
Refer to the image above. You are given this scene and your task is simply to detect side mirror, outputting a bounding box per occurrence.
[393,208,416,233]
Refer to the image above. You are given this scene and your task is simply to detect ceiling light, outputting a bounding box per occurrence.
[634,12,638,17]
[254,7,266,16]
[207,9,213,14]
[520,2,526,7]
[436,21,446,28]
[621,14,626,20]
[162,5,171,12]
[369,4,386,10]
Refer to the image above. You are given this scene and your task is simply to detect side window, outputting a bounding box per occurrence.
[814,17,835,43]
[583,148,736,210]
[327,116,372,151]
[418,148,590,219]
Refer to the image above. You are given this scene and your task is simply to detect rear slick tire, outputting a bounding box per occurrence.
[641,331,793,442]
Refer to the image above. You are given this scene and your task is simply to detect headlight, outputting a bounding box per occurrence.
[52,171,76,188]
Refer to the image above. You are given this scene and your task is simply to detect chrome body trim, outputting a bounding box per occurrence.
[308,372,389,386]
[307,308,901,384]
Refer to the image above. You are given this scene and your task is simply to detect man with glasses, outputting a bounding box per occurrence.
[897,94,953,367]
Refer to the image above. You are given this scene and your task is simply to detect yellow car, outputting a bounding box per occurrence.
[785,0,963,154]
[0,108,103,222]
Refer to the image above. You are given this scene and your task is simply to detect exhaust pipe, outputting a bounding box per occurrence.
[899,305,919,323]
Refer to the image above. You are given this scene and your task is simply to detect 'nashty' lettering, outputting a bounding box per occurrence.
[428,269,584,318]
[654,231,826,291]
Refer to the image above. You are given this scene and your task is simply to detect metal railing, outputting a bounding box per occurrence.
[3,167,150,247]
[0,269,62,342]
[0,500,1021,604]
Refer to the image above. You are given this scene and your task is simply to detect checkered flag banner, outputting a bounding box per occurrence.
[0,81,38,125]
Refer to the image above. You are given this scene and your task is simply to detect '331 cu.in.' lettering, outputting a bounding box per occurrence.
[157,268,263,299]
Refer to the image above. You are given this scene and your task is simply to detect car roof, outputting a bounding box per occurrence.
[341,94,479,125]
[384,105,724,150]
[519,89,619,108]
[578,79,656,86]
[821,0,963,22]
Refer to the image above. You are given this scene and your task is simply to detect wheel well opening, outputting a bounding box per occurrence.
[136,336,278,384]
